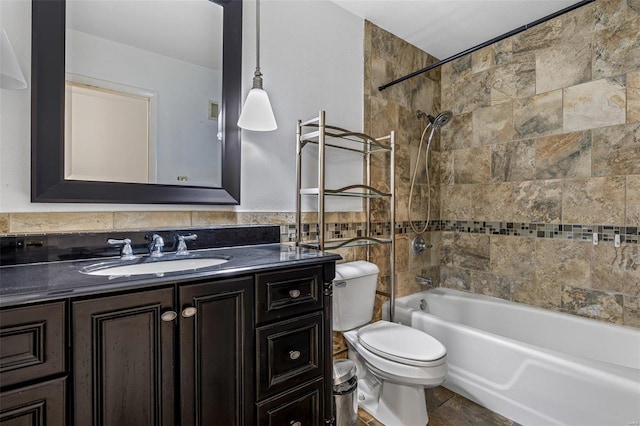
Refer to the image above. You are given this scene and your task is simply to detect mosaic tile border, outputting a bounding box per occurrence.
[431,220,639,244]
[283,220,640,244]
[284,222,391,243]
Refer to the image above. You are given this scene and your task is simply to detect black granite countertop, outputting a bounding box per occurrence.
[0,243,341,307]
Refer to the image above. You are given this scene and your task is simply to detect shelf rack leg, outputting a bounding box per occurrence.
[318,111,326,250]
[296,120,302,246]
[389,130,396,322]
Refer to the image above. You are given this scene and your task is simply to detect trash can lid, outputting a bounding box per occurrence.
[333,359,357,386]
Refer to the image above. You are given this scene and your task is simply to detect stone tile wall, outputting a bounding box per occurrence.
[364,20,442,320]
[333,21,444,359]
[438,0,640,328]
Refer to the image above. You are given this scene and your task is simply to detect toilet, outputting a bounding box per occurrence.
[333,261,447,426]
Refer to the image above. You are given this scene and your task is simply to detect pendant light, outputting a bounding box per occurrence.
[237,0,277,131]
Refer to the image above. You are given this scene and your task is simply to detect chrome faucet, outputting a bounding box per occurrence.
[108,238,137,260]
[415,276,434,287]
[147,234,165,257]
[176,233,198,255]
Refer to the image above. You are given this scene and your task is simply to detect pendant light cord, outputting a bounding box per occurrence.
[255,0,260,72]
[251,0,264,88]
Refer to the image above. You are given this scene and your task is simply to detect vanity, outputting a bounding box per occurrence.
[0,226,340,425]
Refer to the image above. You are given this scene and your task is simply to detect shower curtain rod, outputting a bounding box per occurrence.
[378,0,595,91]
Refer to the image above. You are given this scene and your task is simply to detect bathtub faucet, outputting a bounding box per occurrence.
[415,276,434,287]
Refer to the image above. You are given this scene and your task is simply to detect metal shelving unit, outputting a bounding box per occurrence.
[295,111,396,316]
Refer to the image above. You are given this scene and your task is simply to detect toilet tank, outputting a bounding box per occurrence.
[332,261,380,331]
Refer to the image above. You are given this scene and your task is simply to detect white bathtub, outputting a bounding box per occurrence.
[390,288,640,426]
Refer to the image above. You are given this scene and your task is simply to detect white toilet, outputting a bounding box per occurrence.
[333,261,447,426]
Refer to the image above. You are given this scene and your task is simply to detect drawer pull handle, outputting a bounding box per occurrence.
[290,422,301,426]
[182,306,198,318]
[161,311,177,322]
[289,350,301,360]
[289,289,301,298]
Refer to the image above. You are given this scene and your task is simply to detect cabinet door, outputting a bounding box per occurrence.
[0,377,66,426]
[179,277,254,426]
[73,287,176,426]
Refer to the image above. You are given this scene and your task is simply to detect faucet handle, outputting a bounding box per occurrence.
[108,238,137,260]
[176,233,198,255]
[147,233,165,257]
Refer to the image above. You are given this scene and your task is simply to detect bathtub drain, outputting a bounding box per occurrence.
[419,299,428,311]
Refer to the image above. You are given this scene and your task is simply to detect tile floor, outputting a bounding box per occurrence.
[356,386,521,426]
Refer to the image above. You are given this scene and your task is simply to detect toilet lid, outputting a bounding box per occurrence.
[357,321,446,364]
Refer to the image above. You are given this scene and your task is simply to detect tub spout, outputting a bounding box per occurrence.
[415,276,434,287]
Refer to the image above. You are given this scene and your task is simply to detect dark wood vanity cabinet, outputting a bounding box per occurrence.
[72,277,254,426]
[0,261,335,426]
[72,286,177,425]
[178,277,254,426]
[255,266,330,426]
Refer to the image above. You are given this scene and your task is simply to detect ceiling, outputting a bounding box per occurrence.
[329,0,583,60]
[66,0,585,73]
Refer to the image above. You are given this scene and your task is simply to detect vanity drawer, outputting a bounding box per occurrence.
[256,312,323,400]
[256,378,323,426]
[256,266,323,323]
[0,302,66,388]
[0,377,67,425]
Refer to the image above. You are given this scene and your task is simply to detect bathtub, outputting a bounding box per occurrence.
[389,288,640,426]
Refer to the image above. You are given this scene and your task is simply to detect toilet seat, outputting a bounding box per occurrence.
[357,321,446,367]
[343,326,447,387]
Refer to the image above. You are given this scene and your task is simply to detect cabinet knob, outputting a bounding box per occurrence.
[290,422,301,426]
[289,289,301,298]
[161,311,177,322]
[289,350,301,360]
[182,306,198,318]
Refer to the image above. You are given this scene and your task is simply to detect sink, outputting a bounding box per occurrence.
[81,256,230,277]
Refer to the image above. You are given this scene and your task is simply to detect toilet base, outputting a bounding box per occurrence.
[357,377,429,426]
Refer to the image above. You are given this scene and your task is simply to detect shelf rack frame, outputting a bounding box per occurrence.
[295,110,396,320]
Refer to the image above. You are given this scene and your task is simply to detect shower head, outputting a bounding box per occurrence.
[431,110,453,128]
[416,110,453,129]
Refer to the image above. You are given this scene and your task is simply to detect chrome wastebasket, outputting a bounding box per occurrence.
[333,359,358,426]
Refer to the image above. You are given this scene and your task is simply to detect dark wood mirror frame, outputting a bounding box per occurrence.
[31,0,242,205]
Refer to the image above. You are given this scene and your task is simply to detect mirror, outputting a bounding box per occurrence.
[31,0,242,204]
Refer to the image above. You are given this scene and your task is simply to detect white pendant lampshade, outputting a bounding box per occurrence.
[1,28,27,90]
[237,85,277,131]
[237,0,277,131]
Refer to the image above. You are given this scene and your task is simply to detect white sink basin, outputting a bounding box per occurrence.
[82,257,229,277]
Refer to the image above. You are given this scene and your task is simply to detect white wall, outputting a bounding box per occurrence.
[0,0,364,213]
[67,29,222,187]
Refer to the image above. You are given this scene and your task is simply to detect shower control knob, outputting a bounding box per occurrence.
[290,422,301,426]
[412,236,429,255]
